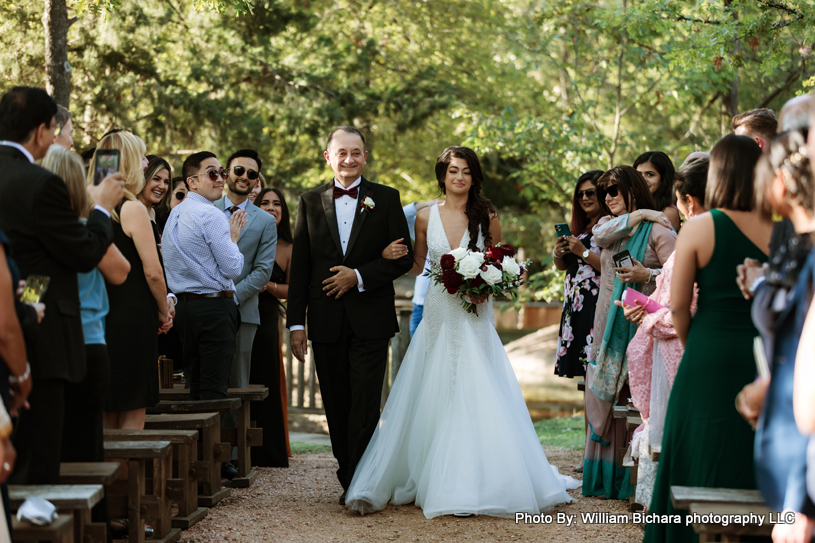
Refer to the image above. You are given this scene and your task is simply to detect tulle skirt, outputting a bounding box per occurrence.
[346,316,579,519]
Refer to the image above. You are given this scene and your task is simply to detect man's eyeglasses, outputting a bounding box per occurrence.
[231,166,259,180]
[577,189,597,200]
[191,169,228,182]
[174,192,186,201]
[603,185,620,198]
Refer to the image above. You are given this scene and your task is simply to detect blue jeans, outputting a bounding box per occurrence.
[409,304,424,337]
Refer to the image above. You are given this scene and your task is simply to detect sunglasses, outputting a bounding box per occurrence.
[603,185,620,198]
[577,189,597,200]
[192,169,228,182]
[174,192,186,201]
[231,166,259,180]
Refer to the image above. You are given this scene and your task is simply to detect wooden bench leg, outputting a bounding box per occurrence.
[128,459,146,543]
[230,401,259,488]
[197,425,231,507]
[170,441,208,529]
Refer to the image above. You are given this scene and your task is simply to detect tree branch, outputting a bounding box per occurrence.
[670,92,721,153]
[756,0,801,17]
[663,15,721,25]
[757,62,803,108]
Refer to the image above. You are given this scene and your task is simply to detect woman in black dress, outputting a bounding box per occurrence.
[553,170,606,378]
[251,188,293,467]
[94,131,171,430]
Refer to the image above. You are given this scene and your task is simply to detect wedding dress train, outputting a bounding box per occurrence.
[346,205,579,519]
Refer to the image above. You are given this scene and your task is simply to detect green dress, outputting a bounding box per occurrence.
[644,210,767,543]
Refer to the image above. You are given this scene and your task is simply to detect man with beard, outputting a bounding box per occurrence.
[215,149,277,478]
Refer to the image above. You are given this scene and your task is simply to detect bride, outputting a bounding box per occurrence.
[346,146,579,518]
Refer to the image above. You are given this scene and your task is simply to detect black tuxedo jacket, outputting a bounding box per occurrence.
[0,145,113,382]
[287,177,413,343]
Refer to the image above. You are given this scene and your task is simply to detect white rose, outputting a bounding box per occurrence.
[457,254,481,279]
[502,255,521,277]
[480,264,503,285]
[449,247,468,262]
[469,250,485,266]
[363,196,375,208]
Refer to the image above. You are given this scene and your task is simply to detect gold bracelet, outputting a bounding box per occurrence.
[272,282,277,295]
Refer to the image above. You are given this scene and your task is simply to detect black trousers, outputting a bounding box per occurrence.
[9,378,65,484]
[176,297,238,401]
[311,313,389,490]
[62,344,109,463]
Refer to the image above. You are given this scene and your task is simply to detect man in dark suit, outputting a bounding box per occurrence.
[0,86,123,484]
[288,126,413,504]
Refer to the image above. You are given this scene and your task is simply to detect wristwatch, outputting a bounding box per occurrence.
[581,249,590,259]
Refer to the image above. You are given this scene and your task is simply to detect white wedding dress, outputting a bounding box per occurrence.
[346,205,579,519]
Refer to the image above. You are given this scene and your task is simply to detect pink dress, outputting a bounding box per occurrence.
[625,252,698,508]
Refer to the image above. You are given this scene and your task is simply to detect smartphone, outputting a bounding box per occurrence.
[554,223,570,238]
[94,149,120,185]
[20,275,50,304]
[612,250,633,269]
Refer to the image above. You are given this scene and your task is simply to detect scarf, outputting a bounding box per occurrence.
[589,220,654,403]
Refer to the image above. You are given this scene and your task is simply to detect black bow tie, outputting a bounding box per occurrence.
[333,185,359,199]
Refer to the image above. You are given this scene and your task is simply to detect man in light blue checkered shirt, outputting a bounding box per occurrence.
[164,151,245,405]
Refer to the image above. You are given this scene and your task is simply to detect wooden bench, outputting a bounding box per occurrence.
[9,484,104,543]
[671,486,774,542]
[59,462,121,486]
[650,443,661,462]
[104,441,180,543]
[105,429,207,529]
[11,515,74,543]
[144,413,231,507]
[577,380,585,391]
[158,388,269,487]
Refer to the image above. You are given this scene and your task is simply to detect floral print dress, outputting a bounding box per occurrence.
[554,232,601,378]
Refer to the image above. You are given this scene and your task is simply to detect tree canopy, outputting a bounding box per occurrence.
[2,0,813,301]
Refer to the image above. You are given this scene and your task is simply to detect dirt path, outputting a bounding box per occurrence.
[178,448,644,543]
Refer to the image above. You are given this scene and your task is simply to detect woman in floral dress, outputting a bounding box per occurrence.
[553,171,607,378]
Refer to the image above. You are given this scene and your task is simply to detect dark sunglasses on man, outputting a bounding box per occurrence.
[231,165,259,180]
[191,168,228,182]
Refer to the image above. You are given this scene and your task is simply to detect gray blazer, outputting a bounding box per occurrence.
[214,197,277,325]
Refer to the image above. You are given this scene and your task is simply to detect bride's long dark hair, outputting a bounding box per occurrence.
[435,146,496,251]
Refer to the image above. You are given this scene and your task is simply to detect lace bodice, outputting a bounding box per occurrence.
[423,205,495,391]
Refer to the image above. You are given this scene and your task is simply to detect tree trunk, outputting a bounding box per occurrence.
[720,0,738,135]
[43,0,71,107]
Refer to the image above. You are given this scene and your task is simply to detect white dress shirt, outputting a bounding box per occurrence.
[163,192,244,294]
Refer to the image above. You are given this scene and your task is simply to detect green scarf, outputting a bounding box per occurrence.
[589,220,654,403]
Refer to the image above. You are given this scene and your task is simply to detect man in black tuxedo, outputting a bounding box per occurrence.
[288,126,413,504]
[0,87,123,484]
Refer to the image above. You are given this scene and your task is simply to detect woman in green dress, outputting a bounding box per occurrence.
[644,134,772,542]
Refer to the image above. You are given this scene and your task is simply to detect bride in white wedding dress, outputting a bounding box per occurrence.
[346,147,579,519]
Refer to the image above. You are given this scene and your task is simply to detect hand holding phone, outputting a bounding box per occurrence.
[20,275,50,304]
[554,223,570,239]
[94,149,120,186]
[612,250,634,269]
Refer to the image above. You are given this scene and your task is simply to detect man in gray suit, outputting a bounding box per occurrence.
[215,149,277,476]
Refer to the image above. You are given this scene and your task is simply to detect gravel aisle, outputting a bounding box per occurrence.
[177,448,644,543]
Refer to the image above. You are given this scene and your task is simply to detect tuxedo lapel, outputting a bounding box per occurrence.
[343,178,371,263]
[214,197,226,211]
[321,182,343,255]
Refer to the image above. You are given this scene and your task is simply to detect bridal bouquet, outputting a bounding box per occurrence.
[426,244,529,315]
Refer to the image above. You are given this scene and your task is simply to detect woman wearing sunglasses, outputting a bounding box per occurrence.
[156,176,189,233]
[553,171,607,384]
[581,166,676,501]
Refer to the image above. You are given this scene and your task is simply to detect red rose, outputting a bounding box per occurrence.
[499,244,516,258]
[471,275,485,288]
[440,254,455,270]
[442,270,463,294]
[485,247,502,262]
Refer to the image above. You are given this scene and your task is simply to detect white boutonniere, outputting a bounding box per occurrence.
[360,196,375,213]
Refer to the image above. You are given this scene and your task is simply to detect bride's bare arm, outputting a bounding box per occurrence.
[488,213,501,246]
[408,207,430,276]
